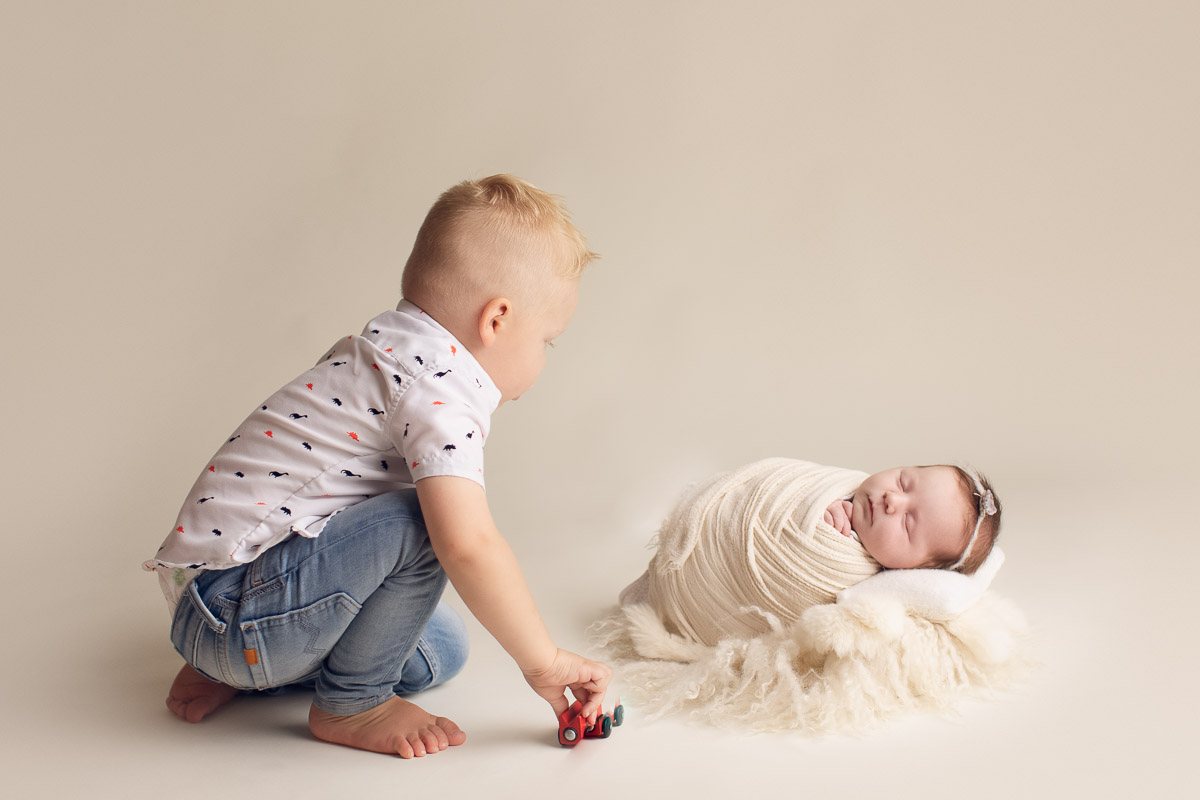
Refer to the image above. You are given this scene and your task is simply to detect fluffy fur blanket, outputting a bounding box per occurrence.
[591,590,1032,733]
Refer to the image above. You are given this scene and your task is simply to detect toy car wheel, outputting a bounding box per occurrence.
[613,704,624,727]
[599,715,612,738]
[562,727,578,743]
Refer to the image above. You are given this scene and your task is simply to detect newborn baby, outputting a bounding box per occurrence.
[628,459,1001,646]
[824,465,1000,574]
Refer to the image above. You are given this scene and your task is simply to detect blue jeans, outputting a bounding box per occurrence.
[170,490,469,715]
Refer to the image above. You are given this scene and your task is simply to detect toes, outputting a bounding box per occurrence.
[408,734,427,757]
[437,716,467,746]
[420,729,442,754]
[430,725,450,751]
[186,697,215,723]
[396,736,416,759]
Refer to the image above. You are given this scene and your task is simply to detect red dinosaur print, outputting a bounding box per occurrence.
[306,383,314,390]
[451,345,457,355]
[177,526,184,533]
[347,432,360,441]
[411,461,420,468]
[208,465,216,472]
[265,431,273,438]
[432,401,446,406]
[372,363,381,371]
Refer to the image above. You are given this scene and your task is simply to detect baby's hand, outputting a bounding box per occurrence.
[824,499,854,537]
[522,649,613,724]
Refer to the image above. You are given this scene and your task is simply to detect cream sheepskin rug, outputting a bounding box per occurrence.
[591,590,1033,734]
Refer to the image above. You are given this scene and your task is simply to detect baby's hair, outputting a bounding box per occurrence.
[929,466,1002,575]
[402,174,597,306]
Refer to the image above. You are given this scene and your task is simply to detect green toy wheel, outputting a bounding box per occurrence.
[599,715,612,738]
[613,704,624,727]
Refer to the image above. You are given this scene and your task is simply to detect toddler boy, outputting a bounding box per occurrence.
[145,174,611,757]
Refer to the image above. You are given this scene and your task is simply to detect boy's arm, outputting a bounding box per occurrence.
[414,475,611,719]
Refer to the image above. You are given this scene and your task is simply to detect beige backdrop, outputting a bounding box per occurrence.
[2,2,1197,798]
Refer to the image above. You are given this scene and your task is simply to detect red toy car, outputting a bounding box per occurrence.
[557,698,624,747]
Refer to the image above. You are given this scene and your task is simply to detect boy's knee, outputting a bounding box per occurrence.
[394,603,470,694]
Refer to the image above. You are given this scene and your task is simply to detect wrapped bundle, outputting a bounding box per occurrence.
[645,458,879,645]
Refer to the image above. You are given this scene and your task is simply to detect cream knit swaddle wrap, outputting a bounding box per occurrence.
[648,458,879,646]
[595,458,1033,733]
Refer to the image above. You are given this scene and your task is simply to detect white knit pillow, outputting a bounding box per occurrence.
[836,546,1005,621]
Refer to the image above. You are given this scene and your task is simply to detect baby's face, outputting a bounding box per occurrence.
[849,466,970,569]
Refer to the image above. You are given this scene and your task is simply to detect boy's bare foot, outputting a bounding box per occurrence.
[308,696,467,758]
[166,664,239,722]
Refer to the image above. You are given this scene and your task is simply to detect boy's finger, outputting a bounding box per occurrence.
[546,692,570,717]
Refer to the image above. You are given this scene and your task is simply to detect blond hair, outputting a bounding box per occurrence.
[401,175,596,314]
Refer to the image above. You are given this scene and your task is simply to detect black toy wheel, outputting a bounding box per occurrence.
[562,727,578,743]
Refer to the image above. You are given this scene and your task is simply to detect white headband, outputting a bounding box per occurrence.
[949,471,997,571]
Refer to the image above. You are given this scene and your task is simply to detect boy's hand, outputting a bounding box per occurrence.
[522,649,613,723]
[824,498,854,537]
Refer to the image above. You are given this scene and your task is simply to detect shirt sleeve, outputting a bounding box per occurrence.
[389,368,489,488]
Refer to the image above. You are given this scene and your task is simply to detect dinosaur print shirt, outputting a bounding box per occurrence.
[143,300,501,612]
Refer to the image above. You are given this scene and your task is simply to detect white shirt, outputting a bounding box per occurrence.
[144,300,501,611]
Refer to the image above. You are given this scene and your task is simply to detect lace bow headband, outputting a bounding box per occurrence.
[949,471,997,571]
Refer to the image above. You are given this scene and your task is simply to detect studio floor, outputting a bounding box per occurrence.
[7,465,1197,799]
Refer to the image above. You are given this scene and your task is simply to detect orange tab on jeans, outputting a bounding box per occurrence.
[244,648,259,666]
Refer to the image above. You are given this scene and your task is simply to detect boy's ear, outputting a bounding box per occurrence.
[477,297,512,347]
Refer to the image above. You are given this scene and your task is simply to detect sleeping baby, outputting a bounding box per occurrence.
[823,464,999,574]
[623,458,1001,646]
[604,458,1018,733]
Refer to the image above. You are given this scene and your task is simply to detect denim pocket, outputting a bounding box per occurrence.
[170,579,236,685]
[237,592,362,689]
